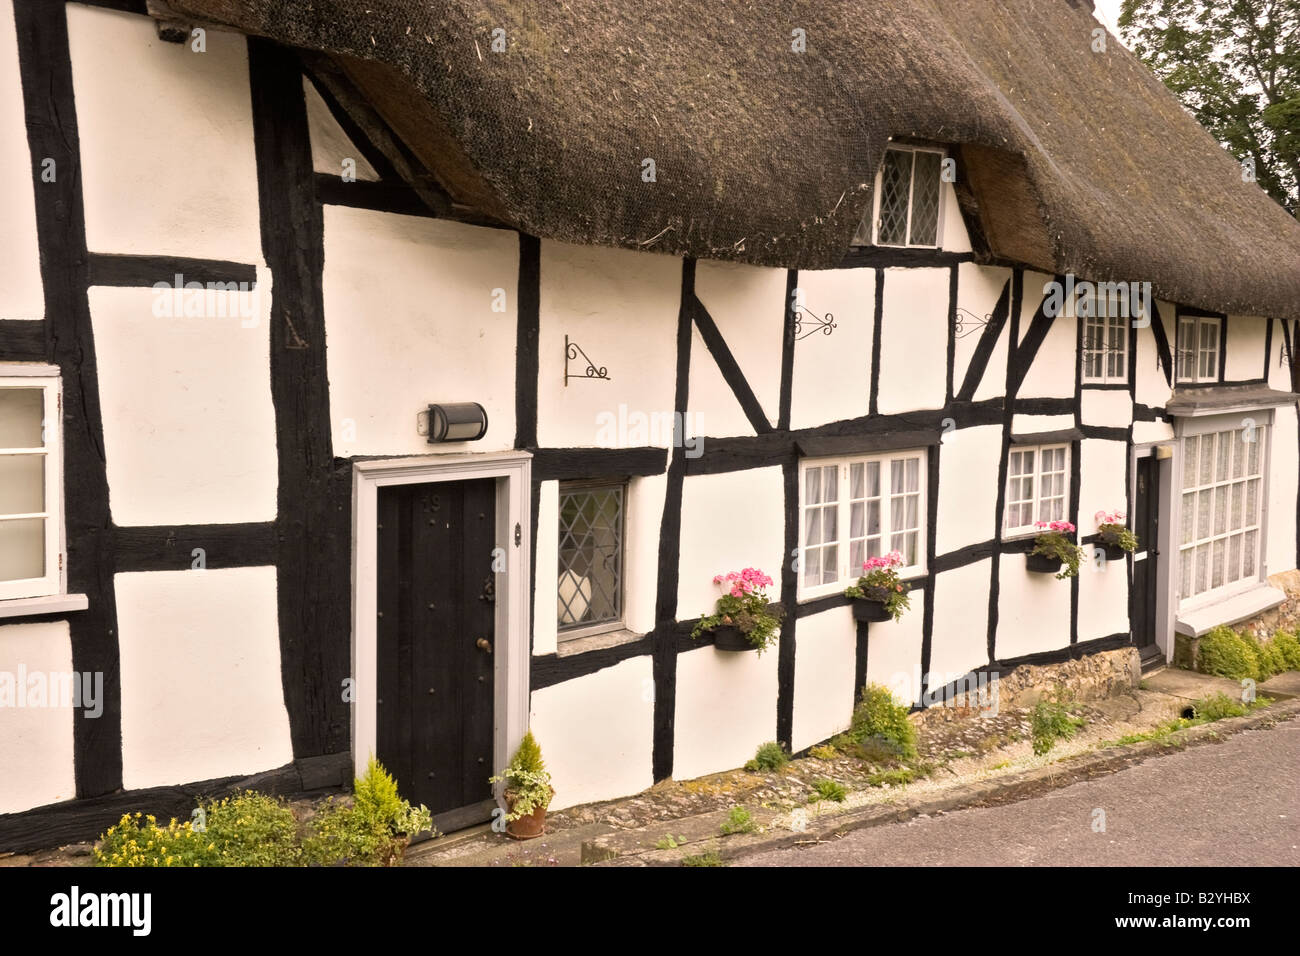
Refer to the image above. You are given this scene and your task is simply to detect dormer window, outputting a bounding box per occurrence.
[855,145,945,248]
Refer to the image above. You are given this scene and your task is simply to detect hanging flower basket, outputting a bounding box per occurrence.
[844,552,912,623]
[1094,510,1138,561]
[691,569,783,655]
[1028,521,1084,579]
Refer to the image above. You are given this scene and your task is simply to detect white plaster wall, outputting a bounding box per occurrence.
[1081,389,1133,428]
[1266,403,1298,575]
[537,242,679,448]
[953,264,1011,399]
[688,324,755,438]
[624,473,666,635]
[789,268,874,429]
[0,3,42,320]
[695,260,785,427]
[677,467,785,620]
[928,559,992,679]
[1224,315,1267,383]
[531,481,560,656]
[863,589,926,706]
[940,183,972,253]
[1019,272,1056,345]
[115,567,292,790]
[935,424,1001,555]
[673,642,779,780]
[1076,546,1130,641]
[1132,419,1175,445]
[529,656,654,809]
[0,621,75,813]
[1078,439,1128,531]
[877,268,948,414]
[67,5,261,263]
[1268,320,1294,392]
[304,78,379,181]
[90,284,278,525]
[1135,303,1176,410]
[1018,313,1076,400]
[994,556,1072,659]
[323,206,518,456]
[1011,414,1074,435]
[790,606,855,752]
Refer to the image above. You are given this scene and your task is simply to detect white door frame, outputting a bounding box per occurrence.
[350,451,532,796]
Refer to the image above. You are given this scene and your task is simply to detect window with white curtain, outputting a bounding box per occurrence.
[1179,424,1267,604]
[1077,290,1129,385]
[798,450,926,597]
[1176,314,1222,384]
[1003,444,1069,536]
[0,374,62,601]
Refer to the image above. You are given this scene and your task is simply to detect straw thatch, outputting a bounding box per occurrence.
[168,0,1300,319]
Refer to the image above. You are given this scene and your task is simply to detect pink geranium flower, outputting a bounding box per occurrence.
[1034,520,1076,533]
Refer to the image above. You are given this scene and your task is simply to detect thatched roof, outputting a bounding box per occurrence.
[167,0,1300,320]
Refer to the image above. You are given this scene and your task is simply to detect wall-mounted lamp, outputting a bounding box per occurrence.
[426,402,488,443]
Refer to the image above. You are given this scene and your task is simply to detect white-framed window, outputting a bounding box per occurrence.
[0,372,63,601]
[798,450,926,598]
[1176,314,1222,384]
[854,146,945,248]
[1003,444,1069,536]
[1178,422,1267,605]
[557,480,625,640]
[1077,290,1129,385]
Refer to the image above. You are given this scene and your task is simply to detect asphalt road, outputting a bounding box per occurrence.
[740,719,1300,866]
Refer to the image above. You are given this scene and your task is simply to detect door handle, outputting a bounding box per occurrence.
[476,637,492,654]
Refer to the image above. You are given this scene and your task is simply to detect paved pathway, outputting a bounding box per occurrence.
[740,719,1300,866]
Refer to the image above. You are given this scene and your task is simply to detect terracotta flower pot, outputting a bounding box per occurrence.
[1026,552,1062,574]
[504,788,553,840]
[712,624,757,651]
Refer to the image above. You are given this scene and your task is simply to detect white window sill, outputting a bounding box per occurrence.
[0,593,89,620]
[1175,585,1286,637]
[555,627,646,657]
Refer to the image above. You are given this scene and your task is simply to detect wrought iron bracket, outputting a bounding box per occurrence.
[564,334,610,386]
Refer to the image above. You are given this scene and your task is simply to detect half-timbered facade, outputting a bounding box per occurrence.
[2,0,1299,846]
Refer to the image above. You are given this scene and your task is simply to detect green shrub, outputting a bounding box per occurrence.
[844,684,918,760]
[199,791,301,866]
[1271,631,1300,671]
[720,807,757,835]
[744,740,789,772]
[810,779,848,802]
[867,767,919,787]
[682,850,725,867]
[302,759,433,867]
[808,744,837,760]
[1248,633,1287,680]
[1192,691,1249,722]
[1197,626,1259,681]
[95,813,219,867]
[1031,698,1085,755]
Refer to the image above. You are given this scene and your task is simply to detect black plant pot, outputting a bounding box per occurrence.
[850,590,893,622]
[1096,541,1128,561]
[1026,552,1062,574]
[711,625,758,652]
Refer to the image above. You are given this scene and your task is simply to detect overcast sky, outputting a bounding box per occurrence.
[1093,0,1126,42]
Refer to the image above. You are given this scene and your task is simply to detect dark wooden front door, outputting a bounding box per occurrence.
[376,478,497,831]
[1131,455,1161,664]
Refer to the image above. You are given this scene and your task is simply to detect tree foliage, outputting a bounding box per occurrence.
[1120,0,1299,216]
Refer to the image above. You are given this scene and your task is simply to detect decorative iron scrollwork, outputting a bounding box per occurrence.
[791,305,837,341]
[953,306,992,339]
[564,334,610,385]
